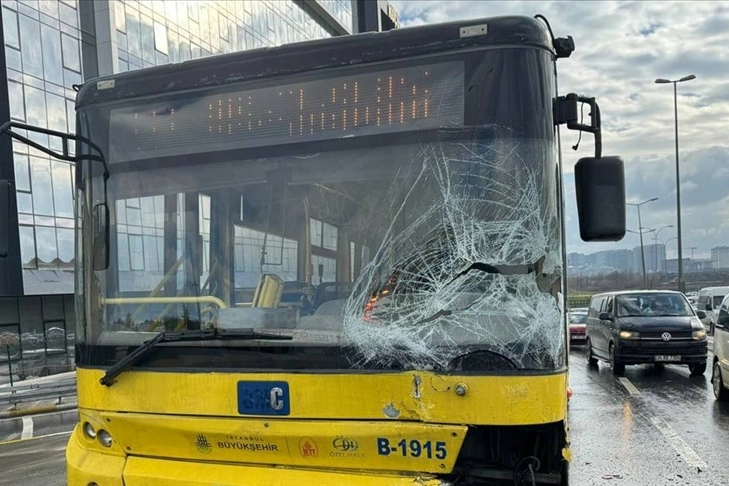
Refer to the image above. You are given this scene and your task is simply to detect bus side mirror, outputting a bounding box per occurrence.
[92,203,110,271]
[575,156,626,242]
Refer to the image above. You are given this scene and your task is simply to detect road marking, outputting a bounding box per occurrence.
[618,377,640,395]
[1,430,72,446]
[21,416,33,440]
[650,416,707,469]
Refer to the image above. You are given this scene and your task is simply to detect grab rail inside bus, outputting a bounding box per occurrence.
[129,254,187,322]
[100,296,228,309]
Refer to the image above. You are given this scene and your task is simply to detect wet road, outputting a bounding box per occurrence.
[1,342,728,485]
[0,433,68,486]
[569,337,729,485]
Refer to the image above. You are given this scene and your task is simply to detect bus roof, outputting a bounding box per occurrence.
[76,15,553,108]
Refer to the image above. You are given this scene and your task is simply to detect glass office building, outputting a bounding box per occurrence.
[0,0,398,380]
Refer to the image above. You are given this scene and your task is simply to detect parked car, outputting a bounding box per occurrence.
[697,286,729,335]
[712,294,729,401]
[568,309,588,345]
[585,290,708,375]
[45,327,67,341]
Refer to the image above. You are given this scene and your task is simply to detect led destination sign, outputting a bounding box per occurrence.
[109,61,464,162]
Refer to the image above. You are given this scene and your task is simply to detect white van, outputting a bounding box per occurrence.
[697,286,729,334]
[712,294,729,401]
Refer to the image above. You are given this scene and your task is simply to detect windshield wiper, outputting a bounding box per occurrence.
[100,328,292,387]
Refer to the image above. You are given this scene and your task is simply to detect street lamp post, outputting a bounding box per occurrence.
[653,225,674,274]
[655,74,696,293]
[627,198,658,288]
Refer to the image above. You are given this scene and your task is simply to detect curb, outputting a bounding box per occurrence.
[0,402,77,419]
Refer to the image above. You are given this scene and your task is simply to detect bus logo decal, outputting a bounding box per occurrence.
[332,437,359,452]
[299,437,319,457]
[195,434,213,454]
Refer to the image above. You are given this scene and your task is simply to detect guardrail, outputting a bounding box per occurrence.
[0,375,77,412]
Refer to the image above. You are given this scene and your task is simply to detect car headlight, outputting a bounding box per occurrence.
[692,330,706,340]
[619,330,640,340]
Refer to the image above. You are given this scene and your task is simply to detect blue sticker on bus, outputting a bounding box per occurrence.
[237,381,290,416]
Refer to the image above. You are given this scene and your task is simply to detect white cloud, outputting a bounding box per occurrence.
[392,0,729,258]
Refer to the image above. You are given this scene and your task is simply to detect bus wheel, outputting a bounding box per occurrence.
[586,338,598,367]
[39,367,50,377]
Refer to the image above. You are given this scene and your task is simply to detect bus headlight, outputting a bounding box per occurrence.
[97,429,113,447]
[692,330,707,340]
[82,422,96,439]
[619,330,640,340]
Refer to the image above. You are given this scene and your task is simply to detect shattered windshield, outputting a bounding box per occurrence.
[80,136,563,372]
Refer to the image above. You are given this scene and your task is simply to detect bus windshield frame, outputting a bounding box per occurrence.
[74,45,566,374]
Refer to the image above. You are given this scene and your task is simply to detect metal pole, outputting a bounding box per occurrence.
[674,81,684,293]
[638,207,647,288]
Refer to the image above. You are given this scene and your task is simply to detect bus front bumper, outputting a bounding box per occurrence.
[67,427,445,486]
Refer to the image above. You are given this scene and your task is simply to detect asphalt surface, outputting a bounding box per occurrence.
[1,341,728,486]
[568,337,729,485]
[0,433,68,486]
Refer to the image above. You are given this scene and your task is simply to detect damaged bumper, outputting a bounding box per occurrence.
[122,457,446,486]
[67,431,446,486]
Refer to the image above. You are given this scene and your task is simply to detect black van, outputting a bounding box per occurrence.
[585,290,708,375]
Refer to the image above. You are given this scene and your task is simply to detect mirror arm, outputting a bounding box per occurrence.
[0,121,109,188]
[554,93,602,158]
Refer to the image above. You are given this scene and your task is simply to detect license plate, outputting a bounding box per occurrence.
[237,381,290,416]
[654,355,681,362]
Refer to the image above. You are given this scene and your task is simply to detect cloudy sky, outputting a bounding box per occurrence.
[391,0,729,259]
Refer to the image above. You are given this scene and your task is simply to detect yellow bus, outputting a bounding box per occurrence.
[1,14,625,486]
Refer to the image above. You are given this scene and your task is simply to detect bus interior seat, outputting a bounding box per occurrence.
[297,298,348,332]
[251,274,284,308]
[313,282,353,309]
[280,281,310,303]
